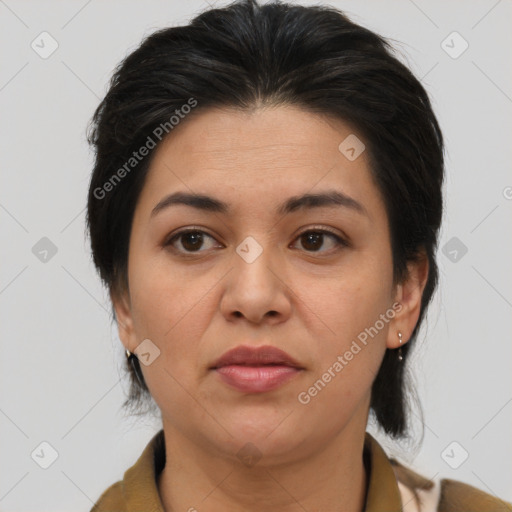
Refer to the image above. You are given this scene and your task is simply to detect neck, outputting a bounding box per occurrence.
[157,421,368,512]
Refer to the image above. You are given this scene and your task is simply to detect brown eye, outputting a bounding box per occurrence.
[179,231,204,251]
[293,229,347,253]
[300,232,324,251]
[165,230,218,253]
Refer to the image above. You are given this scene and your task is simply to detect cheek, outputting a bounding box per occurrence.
[294,280,391,426]
[128,269,209,408]
[304,259,393,340]
[128,261,216,373]
[129,249,199,332]
[295,252,393,389]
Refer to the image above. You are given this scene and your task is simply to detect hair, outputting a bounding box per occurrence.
[86,0,444,438]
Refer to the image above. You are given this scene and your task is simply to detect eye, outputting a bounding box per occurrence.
[291,228,348,254]
[164,229,220,254]
[164,227,348,255]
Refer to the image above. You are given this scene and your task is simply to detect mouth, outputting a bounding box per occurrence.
[211,344,303,369]
[210,345,304,393]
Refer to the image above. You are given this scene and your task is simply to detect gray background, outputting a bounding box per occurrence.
[1,0,511,510]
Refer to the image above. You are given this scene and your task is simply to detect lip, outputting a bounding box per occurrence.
[211,345,302,369]
[210,345,304,393]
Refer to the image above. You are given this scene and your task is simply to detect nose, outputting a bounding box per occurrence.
[220,244,292,325]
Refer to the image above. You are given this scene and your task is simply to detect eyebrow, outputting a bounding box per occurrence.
[150,190,368,218]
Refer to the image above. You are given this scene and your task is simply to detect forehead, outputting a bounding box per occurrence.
[151,105,361,169]
[136,105,384,221]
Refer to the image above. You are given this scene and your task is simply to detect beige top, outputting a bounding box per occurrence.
[90,430,512,512]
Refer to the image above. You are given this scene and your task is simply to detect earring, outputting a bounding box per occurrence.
[125,349,145,387]
[398,332,403,362]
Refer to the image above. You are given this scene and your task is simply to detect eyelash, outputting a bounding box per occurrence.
[164,226,349,256]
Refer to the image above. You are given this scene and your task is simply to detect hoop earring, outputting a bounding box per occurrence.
[398,332,403,362]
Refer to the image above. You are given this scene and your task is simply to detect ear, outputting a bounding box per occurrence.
[386,252,429,349]
[110,285,137,353]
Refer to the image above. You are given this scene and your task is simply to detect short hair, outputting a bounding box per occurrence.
[86,0,444,438]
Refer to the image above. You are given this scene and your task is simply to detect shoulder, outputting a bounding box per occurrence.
[390,459,512,512]
[88,429,165,512]
[439,479,512,512]
[90,480,127,512]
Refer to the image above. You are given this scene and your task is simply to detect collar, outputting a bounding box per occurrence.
[121,430,402,512]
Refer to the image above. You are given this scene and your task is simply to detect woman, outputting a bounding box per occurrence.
[86,1,511,510]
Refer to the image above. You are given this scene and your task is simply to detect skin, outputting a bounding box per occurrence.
[113,105,428,512]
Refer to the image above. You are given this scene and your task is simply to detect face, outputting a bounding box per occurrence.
[114,105,425,464]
